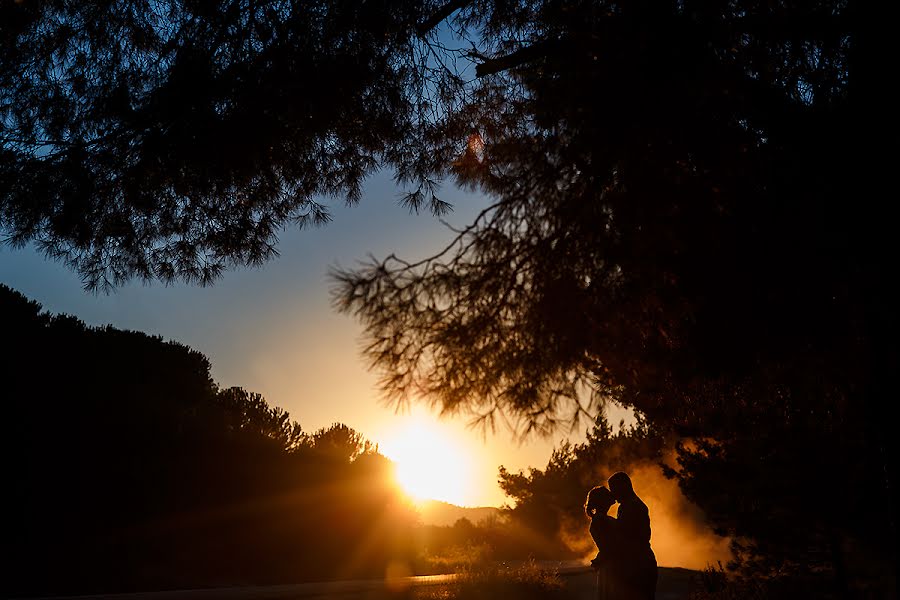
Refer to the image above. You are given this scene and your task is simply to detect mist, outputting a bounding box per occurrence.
[560,460,732,571]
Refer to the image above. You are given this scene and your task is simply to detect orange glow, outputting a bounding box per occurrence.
[378,414,474,506]
[466,133,485,161]
[559,459,733,570]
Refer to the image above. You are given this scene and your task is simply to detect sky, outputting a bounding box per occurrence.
[0,172,629,507]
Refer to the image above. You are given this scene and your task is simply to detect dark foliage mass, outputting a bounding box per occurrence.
[333,0,861,435]
[328,2,894,595]
[2,285,416,596]
[1,0,455,291]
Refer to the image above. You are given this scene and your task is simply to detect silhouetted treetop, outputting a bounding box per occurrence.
[309,422,376,462]
[2,284,416,595]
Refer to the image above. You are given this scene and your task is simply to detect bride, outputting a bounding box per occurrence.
[584,485,622,600]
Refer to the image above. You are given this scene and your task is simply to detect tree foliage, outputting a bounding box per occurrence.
[2,284,416,596]
[668,397,895,589]
[333,0,861,432]
[1,0,458,290]
[328,1,891,592]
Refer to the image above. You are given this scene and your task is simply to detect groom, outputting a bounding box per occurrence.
[608,471,658,600]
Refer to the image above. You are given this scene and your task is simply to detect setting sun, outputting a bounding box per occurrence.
[378,414,474,506]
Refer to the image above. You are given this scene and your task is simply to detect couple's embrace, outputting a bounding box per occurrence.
[585,472,658,600]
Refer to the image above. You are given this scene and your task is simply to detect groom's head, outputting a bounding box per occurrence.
[608,471,634,501]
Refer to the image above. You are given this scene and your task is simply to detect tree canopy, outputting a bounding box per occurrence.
[2,284,417,595]
[332,0,863,432]
[1,2,870,426]
[326,0,891,592]
[1,0,458,290]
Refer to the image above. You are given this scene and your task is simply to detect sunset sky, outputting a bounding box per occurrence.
[0,172,628,507]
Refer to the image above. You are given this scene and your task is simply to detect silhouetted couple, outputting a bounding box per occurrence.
[585,472,658,600]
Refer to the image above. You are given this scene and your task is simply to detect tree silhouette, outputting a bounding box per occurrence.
[333,0,860,434]
[1,0,459,290]
[214,385,306,451]
[327,1,892,594]
[2,284,417,596]
[667,392,894,592]
[310,422,376,463]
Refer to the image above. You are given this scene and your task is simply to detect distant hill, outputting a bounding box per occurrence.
[415,499,503,527]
